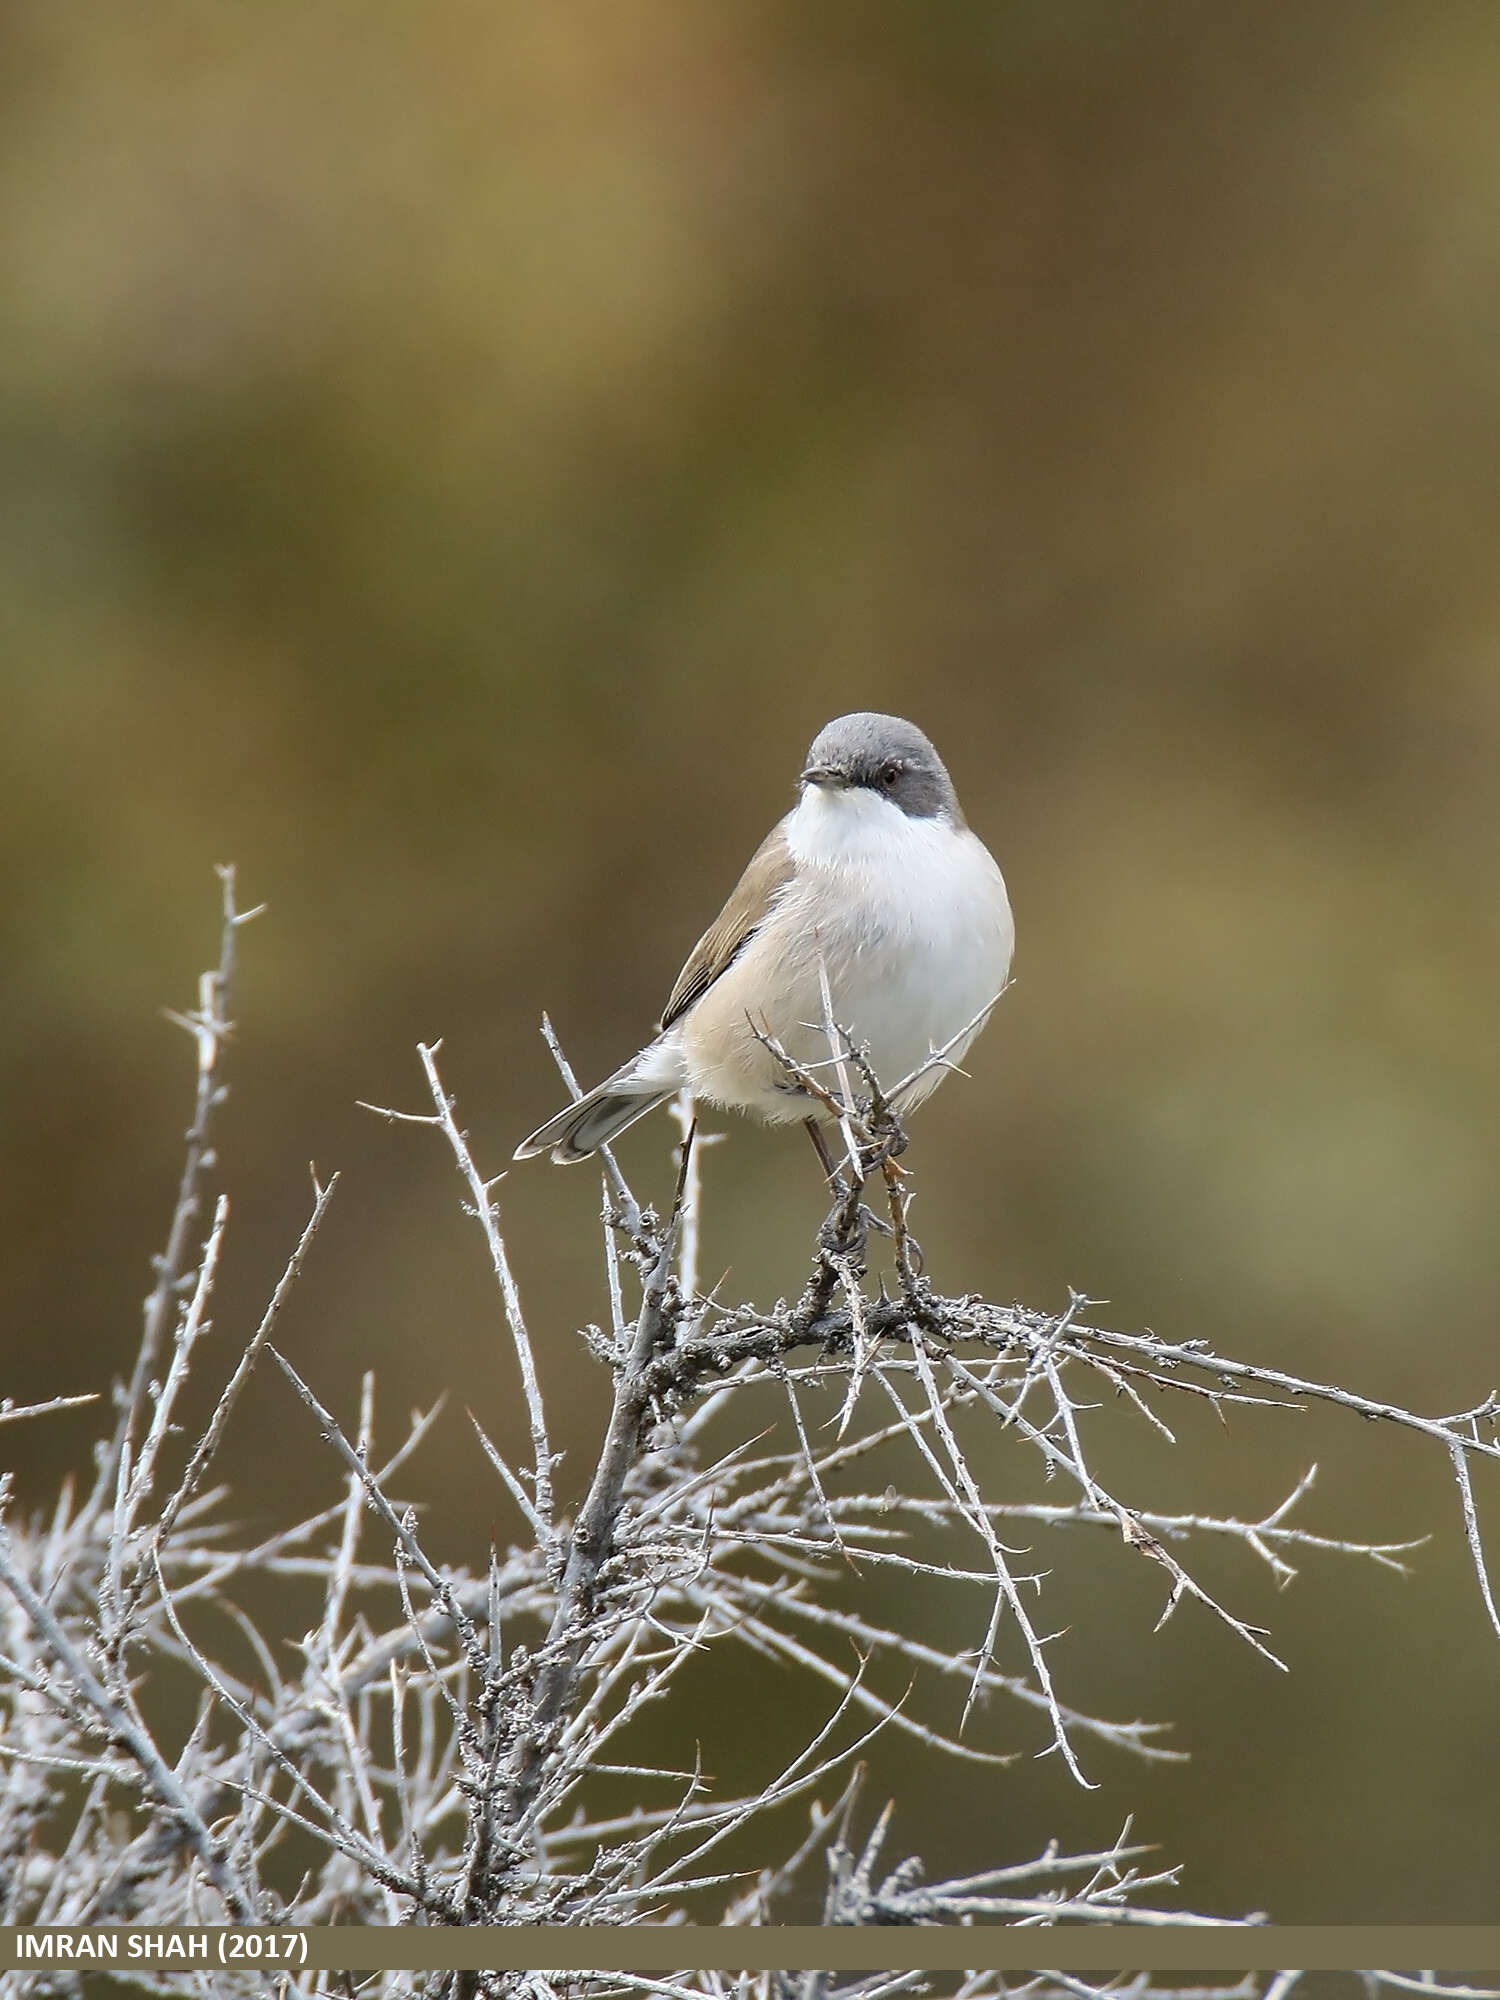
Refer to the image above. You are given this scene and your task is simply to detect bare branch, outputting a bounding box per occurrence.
[4,876,1495,1967]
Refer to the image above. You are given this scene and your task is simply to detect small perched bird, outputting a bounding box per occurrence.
[515,711,1014,1166]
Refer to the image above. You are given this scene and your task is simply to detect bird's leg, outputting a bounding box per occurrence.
[804,1113,892,1240]
[795,1142,871,1331]
[803,1117,841,1190]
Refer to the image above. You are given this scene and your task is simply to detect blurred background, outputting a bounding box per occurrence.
[3,0,1500,1926]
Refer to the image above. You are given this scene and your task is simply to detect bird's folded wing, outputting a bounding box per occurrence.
[659,821,796,1030]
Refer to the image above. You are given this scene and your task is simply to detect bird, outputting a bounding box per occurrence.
[514,711,1014,1167]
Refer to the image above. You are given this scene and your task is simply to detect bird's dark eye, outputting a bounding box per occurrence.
[880,760,904,787]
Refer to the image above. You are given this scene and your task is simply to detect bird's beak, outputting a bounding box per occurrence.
[800,764,841,787]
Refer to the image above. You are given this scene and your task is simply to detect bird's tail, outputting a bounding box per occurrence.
[513,1078,673,1165]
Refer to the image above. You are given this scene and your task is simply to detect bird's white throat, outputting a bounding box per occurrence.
[784,781,957,875]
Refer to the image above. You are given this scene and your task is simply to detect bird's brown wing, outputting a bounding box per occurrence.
[659,821,796,1031]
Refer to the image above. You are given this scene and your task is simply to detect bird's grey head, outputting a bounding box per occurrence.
[800,712,961,822]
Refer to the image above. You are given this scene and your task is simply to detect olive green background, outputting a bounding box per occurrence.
[3,0,1499,1926]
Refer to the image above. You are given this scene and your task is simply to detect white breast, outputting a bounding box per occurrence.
[675,786,1013,1122]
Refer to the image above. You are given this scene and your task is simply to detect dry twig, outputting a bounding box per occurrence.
[0,878,1495,1999]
